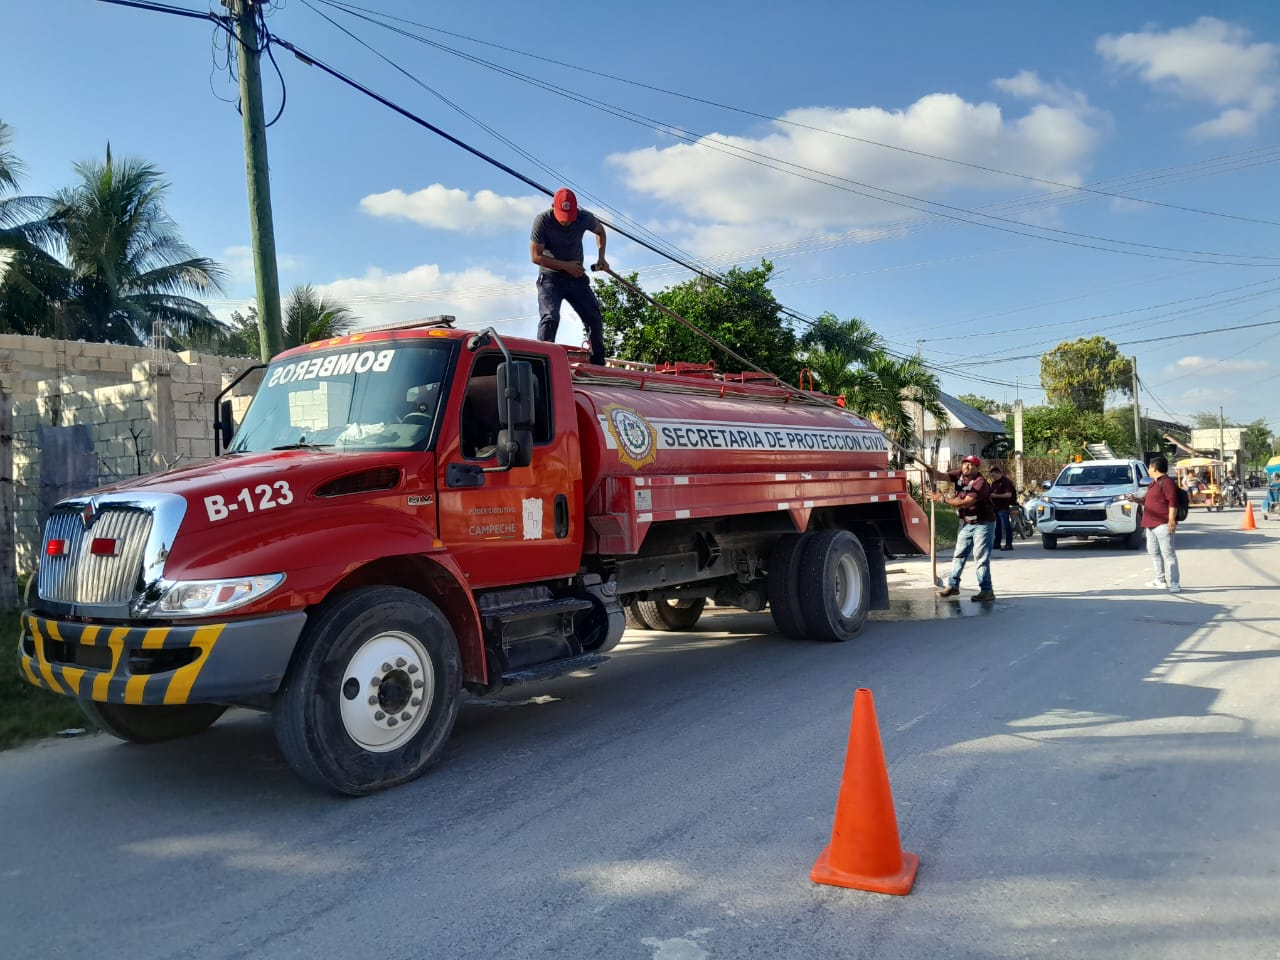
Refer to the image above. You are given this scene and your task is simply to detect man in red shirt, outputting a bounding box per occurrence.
[926,455,997,602]
[989,466,1017,551]
[1141,455,1181,593]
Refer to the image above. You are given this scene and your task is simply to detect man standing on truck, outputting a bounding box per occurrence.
[530,187,609,365]
[1141,455,1181,593]
[926,455,997,602]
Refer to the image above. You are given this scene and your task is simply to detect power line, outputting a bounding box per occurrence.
[305,2,1280,268]
[313,0,1280,230]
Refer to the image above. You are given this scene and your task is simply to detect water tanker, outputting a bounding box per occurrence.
[19,322,927,793]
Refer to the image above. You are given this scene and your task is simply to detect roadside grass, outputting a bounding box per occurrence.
[1,606,86,750]
[933,509,959,547]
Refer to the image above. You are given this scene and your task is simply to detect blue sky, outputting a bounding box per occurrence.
[4,0,1280,430]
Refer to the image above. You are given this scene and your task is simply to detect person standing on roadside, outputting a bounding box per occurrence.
[1141,455,1181,593]
[926,455,997,602]
[530,188,609,366]
[989,466,1017,551]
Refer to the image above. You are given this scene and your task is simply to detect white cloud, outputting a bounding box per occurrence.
[312,262,544,341]
[1170,355,1270,375]
[359,184,545,233]
[607,87,1102,256]
[994,70,1092,112]
[1097,17,1279,138]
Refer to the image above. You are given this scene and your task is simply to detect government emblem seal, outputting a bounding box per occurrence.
[603,404,658,470]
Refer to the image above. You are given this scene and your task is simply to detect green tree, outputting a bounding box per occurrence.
[598,261,800,384]
[1241,419,1273,468]
[0,120,63,335]
[177,286,358,358]
[1016,401,1132,457]
[3,144,225,345]
[1039,337,1133,414]
[956,393,1001,414]
[798,314,948,461]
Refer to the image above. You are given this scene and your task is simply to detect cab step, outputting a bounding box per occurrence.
[500,653,609,686]
[485,597,595,623]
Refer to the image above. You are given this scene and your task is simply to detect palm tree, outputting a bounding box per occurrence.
[798,313,948,463]
[0,120,63,335]
[174,285,358,358]
[42,146,226,345]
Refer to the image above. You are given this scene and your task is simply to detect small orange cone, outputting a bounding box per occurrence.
[1241,500,1257,530]
[810,688,919,895]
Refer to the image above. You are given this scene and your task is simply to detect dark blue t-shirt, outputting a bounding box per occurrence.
[531,209,599,276]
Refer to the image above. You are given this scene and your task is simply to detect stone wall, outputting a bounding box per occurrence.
[1,333,258,577]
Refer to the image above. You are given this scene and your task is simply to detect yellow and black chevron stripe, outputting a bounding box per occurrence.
[19,614,224,706]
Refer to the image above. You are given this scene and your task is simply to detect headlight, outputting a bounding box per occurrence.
[150,574,285,617]
[1109,494,1132,503]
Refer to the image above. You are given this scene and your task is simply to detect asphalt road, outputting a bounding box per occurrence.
[3,497,1278,960]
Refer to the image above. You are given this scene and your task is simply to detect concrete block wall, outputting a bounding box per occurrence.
[2,334,256,576]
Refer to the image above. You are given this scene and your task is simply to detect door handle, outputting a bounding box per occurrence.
[447,463,485,488]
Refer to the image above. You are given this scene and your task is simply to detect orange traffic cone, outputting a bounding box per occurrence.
[1242,501,1257,530]
[810,688,920,895]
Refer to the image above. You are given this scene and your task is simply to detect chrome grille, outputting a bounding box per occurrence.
[39,507,154,605]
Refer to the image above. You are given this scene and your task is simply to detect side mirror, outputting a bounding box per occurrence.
[217,398,235,453]
[495,428,534,469]
[1041,480,1051,490]
[497,361,535,430]
[1138,477,1153,487]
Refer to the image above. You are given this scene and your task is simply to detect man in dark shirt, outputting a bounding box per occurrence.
[1140,455,1181,593]
[530,188,609,365]
[989,466,1017,551]
[926,455,997,602]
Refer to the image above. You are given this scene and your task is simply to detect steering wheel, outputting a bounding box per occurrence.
[400,412,433,425]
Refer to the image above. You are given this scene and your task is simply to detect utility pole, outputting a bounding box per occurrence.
[1131,356,1142,460]
[1219,405,1225,462]
[227,0,283,360]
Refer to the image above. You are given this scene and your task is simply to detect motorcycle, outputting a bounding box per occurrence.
[1010,500,1035,538]
[1222,479,1248,509]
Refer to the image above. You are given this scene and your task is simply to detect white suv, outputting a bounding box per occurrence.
[1034,459,1151,550]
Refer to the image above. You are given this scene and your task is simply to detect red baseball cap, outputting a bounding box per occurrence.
[961,455,982,466]
[553,188,578,224]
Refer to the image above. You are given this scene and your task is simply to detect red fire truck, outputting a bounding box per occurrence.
[19,322,928,794]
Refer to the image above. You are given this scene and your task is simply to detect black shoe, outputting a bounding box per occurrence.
[938,586,960,598]
[971,591,996,602]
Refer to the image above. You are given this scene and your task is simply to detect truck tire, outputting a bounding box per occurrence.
[633,597,706,631]
[272,586,461,796]
[624,600,652,630]
[796,530,869,643]
[79,701,226,744]
[767,533,808,640]
[1042,534,1058,550]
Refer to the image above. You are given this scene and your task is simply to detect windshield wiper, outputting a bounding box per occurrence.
[271,442,332,451]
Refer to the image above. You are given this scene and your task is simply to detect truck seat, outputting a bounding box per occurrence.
[462,375,500,458]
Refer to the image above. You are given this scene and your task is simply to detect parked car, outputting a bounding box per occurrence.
[1032,459,1151,550]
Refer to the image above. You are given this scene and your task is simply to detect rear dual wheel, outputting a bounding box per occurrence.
[769,530,870,643]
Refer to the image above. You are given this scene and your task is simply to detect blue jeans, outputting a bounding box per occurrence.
[1145,525,1179,587]
[948,520,994,592]
[536,272,606,365]
[995,509,1013,548]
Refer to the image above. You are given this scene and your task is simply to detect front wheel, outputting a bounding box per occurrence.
[1042,534,1058,550]
[796,530,869,643]
[80,701,226,744]
[1125,513,1144,549]
[273,586,461,796]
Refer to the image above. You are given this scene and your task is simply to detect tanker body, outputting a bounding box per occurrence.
[18,322,928,794]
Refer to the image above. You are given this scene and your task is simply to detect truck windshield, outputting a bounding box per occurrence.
[1054,465,1134,486]
[229,342,453,454]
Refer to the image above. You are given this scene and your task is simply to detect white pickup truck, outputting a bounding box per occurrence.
[1033,458,1151,550]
